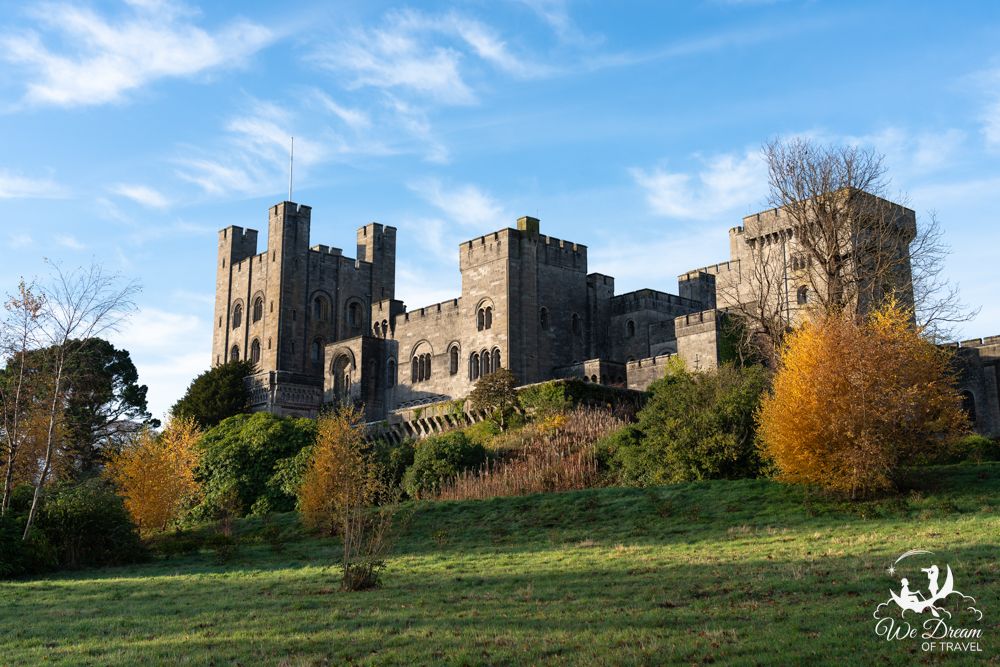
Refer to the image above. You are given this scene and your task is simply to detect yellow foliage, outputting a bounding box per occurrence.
[758,299,968,498]
[298,405,376,536]
[105,416,202,536]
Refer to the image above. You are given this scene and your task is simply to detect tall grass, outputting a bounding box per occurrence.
[437,408,627,501]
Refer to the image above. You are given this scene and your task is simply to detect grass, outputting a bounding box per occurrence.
[2,463,998,665]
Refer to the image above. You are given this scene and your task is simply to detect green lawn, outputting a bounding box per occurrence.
[2,464,997,666]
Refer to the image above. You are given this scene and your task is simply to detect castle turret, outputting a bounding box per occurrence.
[212,226,258,366]
[357,223,396,303]
[268,201,312,373]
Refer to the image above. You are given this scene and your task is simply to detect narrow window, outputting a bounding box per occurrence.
[387,359,396,388]
[470,352,480,380]
[311,339,323,364]
[797,285,809,305]
[250,339,261,364]
[232,304,243,329]
[492,348,501,371]
[484,307,493,330]
[230,345,240,362]
[313,297,323,320]
[449,346,459,375]
[252,297,263,323]
[539,307,549,330]
[571,313,581,335]
[481,348,490,376]
[411,357,418,383]
[626,320,635,338]
[424,353,432,380]
[477,308,485,331]
[348,302,361,329]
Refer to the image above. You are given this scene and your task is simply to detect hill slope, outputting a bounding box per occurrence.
[1,464,997,665]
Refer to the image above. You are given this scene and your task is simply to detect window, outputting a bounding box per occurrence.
[470,352,481,380]
[481,348,492,376]
[313,296,325,321]
[626,320,635,338]
[348,302,362,330]
[491,348,501,372]
[373,322,381,337]
[449,345,459,375]
[252,297,263,323]
[387,359,396,388]
[382,320,389,337]
[571,313,581,335]
[539,307,549,330]
[250,339,261,364]
[797,285,809,305]
[232,303,243,329]
[230,345,240,362]
[311,338,324,365]
[411,353,432,382]
[961,391,977,425]
[477,305,493,331]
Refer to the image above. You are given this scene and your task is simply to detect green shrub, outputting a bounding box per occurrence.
[0,515,57,578]
[36,479,146,569]
[519,382,572,418]
[194,412,317,518]
[603,363,771,486]
[464,419,501,447]
[172,360,256,429]
[369,438,416,492]
[403,432,487,498]
[946,434,999,463]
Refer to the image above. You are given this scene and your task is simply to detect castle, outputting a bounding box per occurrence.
[212,197,999,437]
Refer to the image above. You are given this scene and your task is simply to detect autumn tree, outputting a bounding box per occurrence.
[298,406,400,590]
[468,368,519,430]
[758,299,968,498]
[105,416,202,536]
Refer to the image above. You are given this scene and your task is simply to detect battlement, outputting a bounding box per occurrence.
[679,260,740,281]
[729,226,744,235]
[956,336,1000,348]
[309,244,342,256]
[675,309,720,331]
[588,273,614,286]
[611,289,700,315]
[626,353,677,370]
[269,201,312,219]
[402,298,462,322]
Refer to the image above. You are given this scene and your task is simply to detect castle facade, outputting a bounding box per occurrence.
[212,198,999,437]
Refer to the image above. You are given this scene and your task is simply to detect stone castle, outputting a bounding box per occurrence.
[212,197,999,437]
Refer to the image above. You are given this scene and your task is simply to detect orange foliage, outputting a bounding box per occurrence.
[105,416,202,536]
[758,299,968,497]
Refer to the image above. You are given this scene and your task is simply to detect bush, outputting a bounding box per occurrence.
[469,369,520,429]
[368,438,416,493]
[519,382,572,418]
[945,434,999,464]
[0,515,56,578]
[463,419,501,447]
[602,363,771,486]
[36,479,146,569]
[403,432,487,498]
[194,412,317,518]
[759,300,969,498]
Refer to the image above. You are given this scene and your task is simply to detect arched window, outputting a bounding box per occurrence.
[230,345,240,362]
[961,391,977,425]
[418,355,426,382]
[313,296,324,321]
[373,322,381,337]
[470,352,481,380]
[484,307,493,330]
[571,313,581,336]
[250,339,261,364]
[252,297,263,323]
[539,307,549,330]
[626,320,635,338]
[382,320,389,338]
[797,285,809,305]
[477,308,485,331]
[492,348,501,371]
[387,359,396,388]
[311,338,324,365]
[232,303,243,329]
[348,301,362,330]
[411,357,418,383]
[481,348,491,376]
[449,346,459,375]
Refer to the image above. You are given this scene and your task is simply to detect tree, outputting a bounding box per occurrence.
[298,406,401,590]
[402,431,486,498]
[172,360,255,430]
[23,264,139,540]
[0,280,44,515]
[105,416,202,537]
[468,368,519,430]
[758,299,968,498]
[725,138,975,361]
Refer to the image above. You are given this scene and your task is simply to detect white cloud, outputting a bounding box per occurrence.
[8,233,33,249]
[312,90,371,130]
[55,234,85,250]
[2,1,275,108]
[409,178,507,228]
[630,150,766,220]
[109,306,210,419]
[110,183,170,209]
[514,0,595,46]
[0,169,65,199]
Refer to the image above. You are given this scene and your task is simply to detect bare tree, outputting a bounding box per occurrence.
[22,263,139,539]
[0,280,45,515]
[726,137,975,360]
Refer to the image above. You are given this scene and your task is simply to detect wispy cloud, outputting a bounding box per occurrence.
[55,233,85,250]
[311,90,371,130]
[2,1,275,108]
[111,183,170,209]
[409,178,507,228]
[8,233,33,249]
[630,150,766,220]
[0,169,65,199]
[514,0,597,46]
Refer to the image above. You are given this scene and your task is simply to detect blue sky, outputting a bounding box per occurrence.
[1,0,999,419]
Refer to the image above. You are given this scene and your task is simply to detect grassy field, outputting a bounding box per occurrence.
[1,463,997,666]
